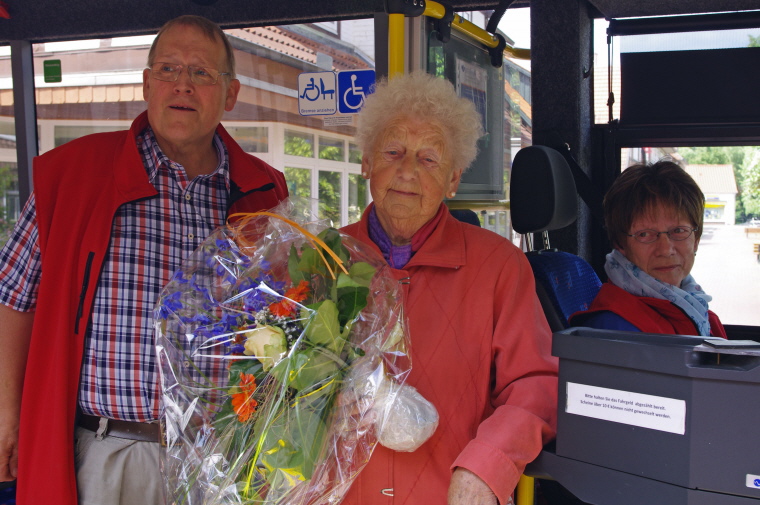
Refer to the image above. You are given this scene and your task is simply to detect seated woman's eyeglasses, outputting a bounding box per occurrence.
[148,62,230,85]
[626,226,697,243]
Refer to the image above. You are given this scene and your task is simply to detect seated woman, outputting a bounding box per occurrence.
[341,71,558,505]
[570,160,726,337]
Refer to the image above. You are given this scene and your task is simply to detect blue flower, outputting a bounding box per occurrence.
[157,291,183,320]
[190,274,214,302]
[227,344,246,355]
[216,238,232,251]
[193,313,214,326]
[220,312,240,329]
[238,277,256,292]
[244,289,271,313]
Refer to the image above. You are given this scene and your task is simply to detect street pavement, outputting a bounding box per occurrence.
[690,224,760,326]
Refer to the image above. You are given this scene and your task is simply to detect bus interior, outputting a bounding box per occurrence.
[2,0,760,503]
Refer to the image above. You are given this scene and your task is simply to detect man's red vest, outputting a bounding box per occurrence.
[16,111,287,505]
[570,282,727,338]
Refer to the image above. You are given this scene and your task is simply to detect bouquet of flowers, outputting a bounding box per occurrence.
[155,199,435,505]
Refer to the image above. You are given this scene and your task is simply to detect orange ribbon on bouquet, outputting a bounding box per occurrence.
[227,211,349,279]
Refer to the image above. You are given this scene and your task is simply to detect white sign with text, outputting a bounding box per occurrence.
[566,382,686,435]
[298,71,337,116]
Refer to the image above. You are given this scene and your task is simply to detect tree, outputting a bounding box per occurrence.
[317,171,341,226]
[0,162,18,246]
[283,135,343,226]
[284,134,314,158]
[741,149,760,217]
[678,146,760,222]
[284,167,311,200]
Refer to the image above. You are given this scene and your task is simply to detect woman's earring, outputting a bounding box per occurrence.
[449,191,456,198]
[362,171,368,178]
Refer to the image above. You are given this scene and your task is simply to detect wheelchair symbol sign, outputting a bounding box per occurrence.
[338,70,375,114]
[298,71,337,116]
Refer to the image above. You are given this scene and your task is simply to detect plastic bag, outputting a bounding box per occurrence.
[374,381,439,452]
[154,198,435,505]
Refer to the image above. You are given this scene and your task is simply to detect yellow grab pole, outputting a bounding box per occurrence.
[516,474,535,505]
[388,12,405,79]
[423,0,531,60]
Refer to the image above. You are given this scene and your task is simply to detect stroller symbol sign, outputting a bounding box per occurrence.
[298,71,337,116]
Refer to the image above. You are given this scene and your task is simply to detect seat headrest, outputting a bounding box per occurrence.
[510,145,578,235]
[449,209,481,227]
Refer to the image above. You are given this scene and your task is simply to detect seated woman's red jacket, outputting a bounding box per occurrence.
[570,282,727,338]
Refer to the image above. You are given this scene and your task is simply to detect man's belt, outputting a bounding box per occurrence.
[78,414,162,443]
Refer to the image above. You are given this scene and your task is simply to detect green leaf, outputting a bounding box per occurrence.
[289,350,340,391]
[287,243,307,284]
[336,271,362,290]
[302,300,344,353]
[347,262,376,287]
[318,228,349,264]
[297,244,324,277]
[336,285,369,328]
[269,347,342,392]
[257,387,336,482]
[229,358,266,382]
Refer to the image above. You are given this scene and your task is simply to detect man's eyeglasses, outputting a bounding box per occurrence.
[147,62,230,86]
[626,226,697,244]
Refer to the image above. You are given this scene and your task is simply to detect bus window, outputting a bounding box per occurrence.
[2,11,535,239]
[597,19,760,327]
[594,21,760,125]
[593,18,620,124]
[620,145,760,326]
[23,20,375,228]
[0,44,17,245]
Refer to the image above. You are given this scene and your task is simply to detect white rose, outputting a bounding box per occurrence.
[243,325,287,371]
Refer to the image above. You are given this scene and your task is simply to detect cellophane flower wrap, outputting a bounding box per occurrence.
[154,199,414,505]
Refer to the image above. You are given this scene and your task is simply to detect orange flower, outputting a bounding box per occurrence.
[231,372,258,422]
[269,280,310,318]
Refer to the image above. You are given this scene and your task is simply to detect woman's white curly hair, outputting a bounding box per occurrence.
[355,71,484,172]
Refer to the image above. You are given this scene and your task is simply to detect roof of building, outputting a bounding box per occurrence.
[684,164,738,194]
[231,25,373,71]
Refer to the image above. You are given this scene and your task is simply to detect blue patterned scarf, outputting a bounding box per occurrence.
[605,249,712,336]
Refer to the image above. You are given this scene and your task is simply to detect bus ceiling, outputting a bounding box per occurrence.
[2,0,760,45]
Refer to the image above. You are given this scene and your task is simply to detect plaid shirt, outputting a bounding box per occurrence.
[0,126,230,422]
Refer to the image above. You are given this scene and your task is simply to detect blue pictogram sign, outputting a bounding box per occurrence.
[337,70,375,114]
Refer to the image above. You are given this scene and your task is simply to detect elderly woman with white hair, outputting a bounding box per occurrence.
[341,71,558,505]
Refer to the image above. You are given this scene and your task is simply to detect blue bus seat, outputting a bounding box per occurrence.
[0,481,15,505]
[527,250,601,330]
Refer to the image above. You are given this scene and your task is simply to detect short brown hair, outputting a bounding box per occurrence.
[147,15,236,78]
[604,160,704,248]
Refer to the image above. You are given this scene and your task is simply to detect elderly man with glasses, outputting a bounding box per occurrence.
[0,15,288,505]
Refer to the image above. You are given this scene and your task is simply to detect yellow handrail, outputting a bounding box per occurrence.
[386,1,530,78]
[423,0,531,60]
[388,12,406,78]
